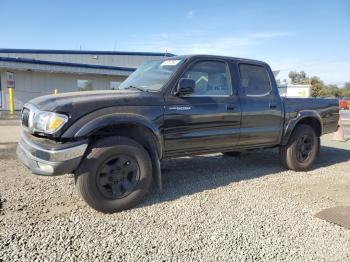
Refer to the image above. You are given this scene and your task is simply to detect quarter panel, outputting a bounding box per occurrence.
[282,98,339,141]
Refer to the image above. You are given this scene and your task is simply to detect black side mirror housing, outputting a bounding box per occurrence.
[176,78,195,96]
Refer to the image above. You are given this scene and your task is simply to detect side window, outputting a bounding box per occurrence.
[239,64,271,96]
[182,61,232,96]
[77,80,93,91]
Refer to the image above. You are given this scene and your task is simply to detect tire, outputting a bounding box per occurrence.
[223,151,241,157]
[75,136,152,213]
[279,124,319,171]
[316,136,321,156]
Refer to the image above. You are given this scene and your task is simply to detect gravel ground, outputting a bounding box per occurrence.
[0,119,21,146]
[0,134,350,261]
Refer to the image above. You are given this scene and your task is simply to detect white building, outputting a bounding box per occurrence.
[278,84,312,98]
[0,49,173,110]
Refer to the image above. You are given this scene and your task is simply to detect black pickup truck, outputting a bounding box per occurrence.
[17,55,339,213]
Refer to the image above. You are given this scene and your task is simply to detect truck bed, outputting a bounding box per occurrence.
[282,97,339,135]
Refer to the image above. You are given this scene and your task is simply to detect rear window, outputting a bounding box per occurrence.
[239,64,271,96]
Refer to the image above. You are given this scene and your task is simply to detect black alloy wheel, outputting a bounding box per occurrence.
[295,134,314,163]
[97,155,140,199]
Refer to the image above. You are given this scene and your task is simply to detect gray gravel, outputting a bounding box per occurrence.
[1,135,350,261]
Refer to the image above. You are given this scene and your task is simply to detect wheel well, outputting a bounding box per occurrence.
[297,117,322,137]
[90,124,161,158]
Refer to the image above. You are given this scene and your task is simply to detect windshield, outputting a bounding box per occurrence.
[119,58,184,92]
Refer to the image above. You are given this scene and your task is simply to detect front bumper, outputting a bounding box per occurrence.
[16,132,88,176]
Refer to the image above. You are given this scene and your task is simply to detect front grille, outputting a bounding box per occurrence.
[21,108,30,127]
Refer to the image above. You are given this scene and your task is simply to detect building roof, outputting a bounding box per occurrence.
[0,56,136,76]
[0,56,135,71]
[0,48,175,76]
[0,48,175,57]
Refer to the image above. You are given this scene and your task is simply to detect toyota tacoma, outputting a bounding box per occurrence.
[17,55,339,213]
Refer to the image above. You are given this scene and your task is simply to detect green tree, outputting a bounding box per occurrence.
[310,76,326,97]
[288,71,308,84]
[324,84,341,97]
[340,82,350,97]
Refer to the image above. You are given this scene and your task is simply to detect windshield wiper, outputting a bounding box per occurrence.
[124,85,146,92]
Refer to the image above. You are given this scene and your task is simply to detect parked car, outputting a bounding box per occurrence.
[339,98,350,110]
[17,55,339,213]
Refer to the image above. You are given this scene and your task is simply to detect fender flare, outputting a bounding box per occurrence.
[62,112,163,157]
[63,112,164,190]
[282,110,322,145]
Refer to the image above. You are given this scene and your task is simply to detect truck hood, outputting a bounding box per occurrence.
[27,89,163,120]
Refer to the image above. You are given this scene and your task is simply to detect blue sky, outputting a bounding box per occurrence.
[0,0,349,85]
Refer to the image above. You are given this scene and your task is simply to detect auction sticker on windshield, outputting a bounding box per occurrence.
[161,60,181,66]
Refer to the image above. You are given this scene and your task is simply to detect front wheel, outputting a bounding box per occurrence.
[279,124,319,171]
[75,136,152,213]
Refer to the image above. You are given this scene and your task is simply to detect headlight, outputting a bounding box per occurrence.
[32,111,68,134]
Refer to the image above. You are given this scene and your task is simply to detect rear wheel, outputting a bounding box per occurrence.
[279,124,319,171]
[75,136,152,213]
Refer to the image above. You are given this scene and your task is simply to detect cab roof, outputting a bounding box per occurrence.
[168,54,269,67]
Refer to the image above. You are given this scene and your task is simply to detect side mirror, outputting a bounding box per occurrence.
[176,78,195,96]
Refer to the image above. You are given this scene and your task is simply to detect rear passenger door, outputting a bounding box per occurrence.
[237,63,283,147]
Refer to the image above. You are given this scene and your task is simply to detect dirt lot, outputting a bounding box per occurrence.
[0,123,350,261]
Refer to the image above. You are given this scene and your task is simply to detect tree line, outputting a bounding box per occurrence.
[283,71,350,98]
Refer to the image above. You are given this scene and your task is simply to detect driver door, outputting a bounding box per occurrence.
[163,59,241,156]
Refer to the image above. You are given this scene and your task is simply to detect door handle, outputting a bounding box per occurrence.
[269,103,277,109]
[226,104,235,111]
